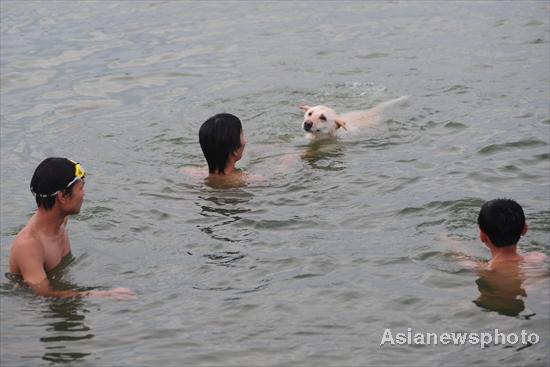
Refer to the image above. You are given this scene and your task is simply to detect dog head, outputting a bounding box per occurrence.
[299,105,347,138]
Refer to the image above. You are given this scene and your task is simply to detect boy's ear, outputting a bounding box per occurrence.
[56,191,68,206]
[299,105,311,112]
[335,118,347,130]
[522,223,528,236]
[479,229,489,244]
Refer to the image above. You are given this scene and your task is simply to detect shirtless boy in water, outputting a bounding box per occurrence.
[476,198,545,270]
[181,113,300,187]
[461,198,546,315]
[198,113,249,186]
[8,157,134,299]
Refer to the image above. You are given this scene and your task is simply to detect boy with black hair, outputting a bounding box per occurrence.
[469,198,546,316]
[477,198,544,268]
[182,113,299,186]
[199,113,245,176]
[8,157,134,299]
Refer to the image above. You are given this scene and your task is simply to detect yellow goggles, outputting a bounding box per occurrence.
[65,160,87,189]
[32,160,86,198]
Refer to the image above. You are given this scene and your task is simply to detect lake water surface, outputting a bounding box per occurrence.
[1,1,549,366]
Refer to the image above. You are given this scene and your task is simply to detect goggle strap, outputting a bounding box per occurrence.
[30,161,85,198]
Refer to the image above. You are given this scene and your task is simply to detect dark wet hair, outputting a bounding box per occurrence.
[30,157,78,210]
[199,113,243,174]
[478,198,526,247]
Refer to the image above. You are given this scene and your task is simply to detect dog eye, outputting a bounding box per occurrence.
[319,114,326,121]
[308,112,312,116]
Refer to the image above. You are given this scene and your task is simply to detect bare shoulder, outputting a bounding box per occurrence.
[13,225,36,246]
[11,228,43,257]
[9,228,44,273]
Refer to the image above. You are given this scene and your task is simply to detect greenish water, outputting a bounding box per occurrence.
[1,1,549,366]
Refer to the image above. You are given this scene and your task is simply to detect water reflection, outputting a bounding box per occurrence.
[40,257,94,363]
[473,264,527,317]
[300,139,346,171]
[197,193,252,243]
[472,260,549,318]
[195,192,253,272]
[41,298,93,364]
[4,254,95,364]
[203,251,247,267]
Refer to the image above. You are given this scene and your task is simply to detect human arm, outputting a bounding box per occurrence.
[14,244,85,298]
[274,152,300,174]
[28,278,135,300]
[180,166,208,178]
[438,234,486,271]
[11,238,134,299]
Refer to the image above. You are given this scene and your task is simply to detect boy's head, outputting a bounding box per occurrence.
[199,113,243,174]
[478,198,527,248]
[30,157,86,210]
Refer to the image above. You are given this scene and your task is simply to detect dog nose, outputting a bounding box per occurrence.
[304,121,313,131]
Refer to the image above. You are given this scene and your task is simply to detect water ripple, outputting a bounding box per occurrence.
[478,138,548,155]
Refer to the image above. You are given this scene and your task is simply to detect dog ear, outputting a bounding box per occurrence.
[299,105,311,112]
[335,118,347,130]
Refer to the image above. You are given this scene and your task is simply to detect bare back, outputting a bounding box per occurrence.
[474,253,547,316]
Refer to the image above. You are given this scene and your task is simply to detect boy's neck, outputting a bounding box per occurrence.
[488,244,522,263]
[223,157,237,175]
[33,207,67,235]
[223,165,236,175]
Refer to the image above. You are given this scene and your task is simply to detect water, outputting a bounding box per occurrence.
[1,1,549,366]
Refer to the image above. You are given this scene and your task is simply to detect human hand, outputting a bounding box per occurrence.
[87,287,136,300]
[437,233,463,248]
